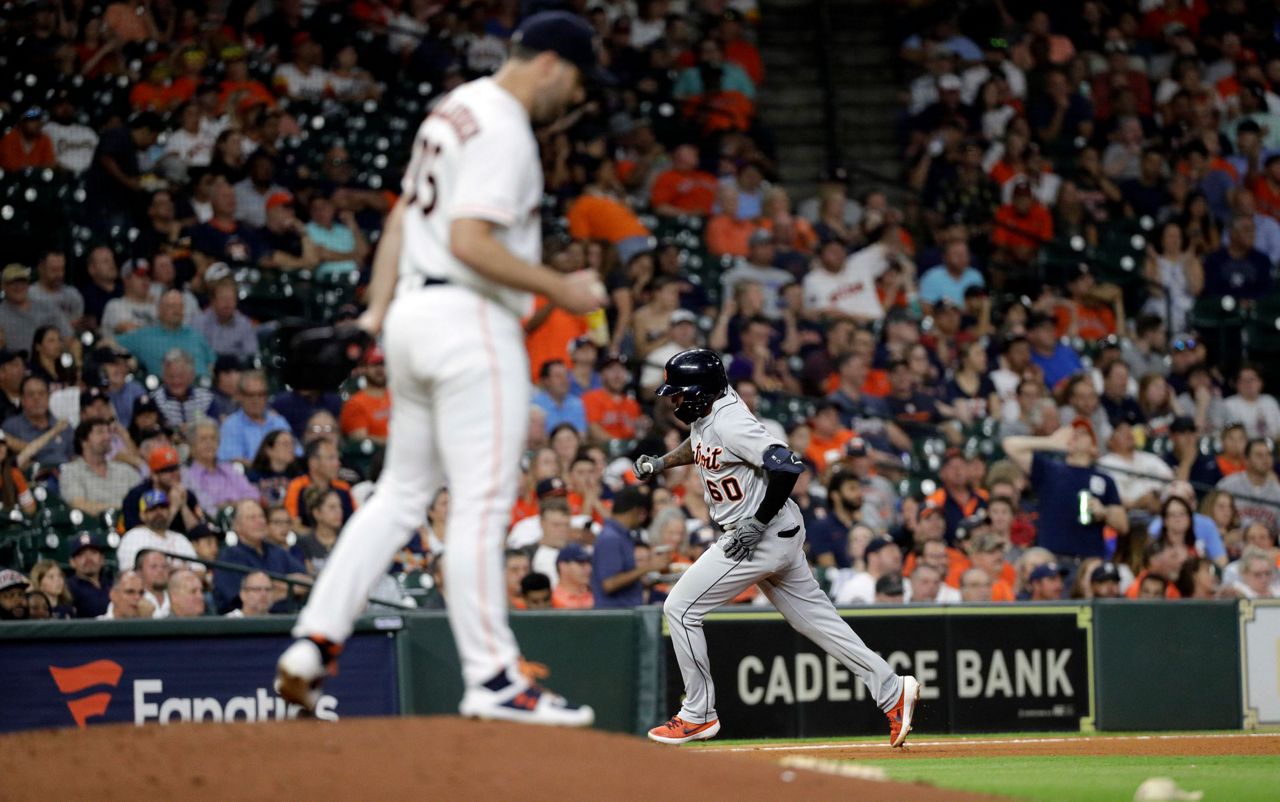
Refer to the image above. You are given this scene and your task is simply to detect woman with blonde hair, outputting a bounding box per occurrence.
[1200,490,1242,562]
[30,559,74,618]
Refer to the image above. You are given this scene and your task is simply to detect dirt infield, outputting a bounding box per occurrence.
[706,733,1280,761]
[0,717,998,801]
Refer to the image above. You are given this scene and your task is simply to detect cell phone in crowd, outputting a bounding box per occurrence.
[1077,491,1092,526]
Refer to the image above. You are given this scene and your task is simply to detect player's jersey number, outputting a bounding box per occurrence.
[404,137,442,215]
[705,477,743,503]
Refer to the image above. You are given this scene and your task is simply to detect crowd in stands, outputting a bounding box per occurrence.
[2,0,1280,623]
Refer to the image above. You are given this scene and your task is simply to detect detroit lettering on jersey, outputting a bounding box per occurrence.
[694,443,723,470]
[690,389,792,526]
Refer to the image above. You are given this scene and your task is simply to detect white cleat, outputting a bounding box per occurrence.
[888,675,921,747]
[275,639,328,712]
[459,683,595,728]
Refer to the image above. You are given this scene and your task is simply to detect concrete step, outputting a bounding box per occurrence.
[759,47,821,69]
[757,105,827,127]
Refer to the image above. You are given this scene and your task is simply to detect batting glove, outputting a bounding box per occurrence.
[633,454,665,479]
[720,517,766,561]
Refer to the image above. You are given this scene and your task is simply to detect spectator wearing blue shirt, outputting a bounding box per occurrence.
[1203,217,1274,300]
[807,472,867,570]
[97,346,147,427]
[307,194,369,280]
[592,487,657,608]
[214,499,306,613]
[566,337,601,397]
[1003,420,1128,565]
[1225,188,1280,266]
[918,240,984,308]
[1027,311,1082,390]
[1147,481,1227,565]
[218,370,291,463]
[117,289,215,376]
[531,360,587,434]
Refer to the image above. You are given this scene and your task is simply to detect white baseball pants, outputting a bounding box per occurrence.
[295,286,527,688]
[664,505,902,724]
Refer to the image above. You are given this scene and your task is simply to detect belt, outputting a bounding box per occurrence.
[423,277,450,288]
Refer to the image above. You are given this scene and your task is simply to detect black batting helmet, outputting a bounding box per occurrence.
[656,349,728,423]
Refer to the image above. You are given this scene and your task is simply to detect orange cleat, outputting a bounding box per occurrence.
[887,675,921,747]
[647,715,722,745]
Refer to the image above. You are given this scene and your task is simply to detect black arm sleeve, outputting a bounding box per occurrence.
[754,445,804,523]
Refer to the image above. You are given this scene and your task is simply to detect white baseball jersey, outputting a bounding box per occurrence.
[801,242,891,319]
[690,388,791,527]
[397,77,543,319]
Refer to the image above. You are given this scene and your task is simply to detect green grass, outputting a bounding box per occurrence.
[861,755,1280,802]
[698,729,1277,747]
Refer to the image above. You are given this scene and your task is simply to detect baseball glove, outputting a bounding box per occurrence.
[270,319,372,391]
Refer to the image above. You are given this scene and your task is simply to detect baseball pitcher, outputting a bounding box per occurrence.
[276,11,608,727]
[635,349,920,745]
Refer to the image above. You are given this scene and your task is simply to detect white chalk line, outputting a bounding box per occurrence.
[698,732,1280,753]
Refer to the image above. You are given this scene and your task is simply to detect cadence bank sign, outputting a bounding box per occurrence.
[0,633,398,733]
[666,607,1093,737]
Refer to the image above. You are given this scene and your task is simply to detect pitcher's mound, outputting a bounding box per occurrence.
[0,716,991,800]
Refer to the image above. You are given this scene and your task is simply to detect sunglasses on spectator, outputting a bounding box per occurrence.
[1172,338,1197,352]
[309,424,336,433]
[242,390,268,398]
[243,585,273,593]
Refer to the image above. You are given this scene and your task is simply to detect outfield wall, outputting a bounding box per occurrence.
[0,601,1264,736]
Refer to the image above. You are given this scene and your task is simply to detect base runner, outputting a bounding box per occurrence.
[634,349,920,745]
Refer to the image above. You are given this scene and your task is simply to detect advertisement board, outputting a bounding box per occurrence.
[663,606,1094,738]
[1241,600,1280,728]
[0,627,399,733]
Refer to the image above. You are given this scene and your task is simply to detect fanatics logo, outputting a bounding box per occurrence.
[49,660,124,728]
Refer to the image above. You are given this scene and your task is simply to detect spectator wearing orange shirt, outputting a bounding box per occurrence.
[1052,264,1122,341]
[566,160,652,265]
[339,348,391,444]
[582,354,644,444]
[551,543,594,609]
[283,439,355,529]
[525,240,592,383]
[992,180,1053,269]
[1251,155,1280,220]
[0,108,56,172]
[706,183,755,258]
[1137,0,1203,41]
[129,63,186,113]
[218,47,277,115]
[804,401,856,474]
[925,449,989,544]
[964,530,1017,601]
[1124,538,1185,599]
[902,506,970,582]
[649,144,718,217]
[168,48,211,104]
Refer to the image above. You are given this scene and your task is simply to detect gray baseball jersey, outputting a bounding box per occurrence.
[664,388,903,727]
[690,388,790,528]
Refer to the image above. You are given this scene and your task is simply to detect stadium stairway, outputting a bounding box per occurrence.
[757,0,901,195]
[757,0,902,196]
